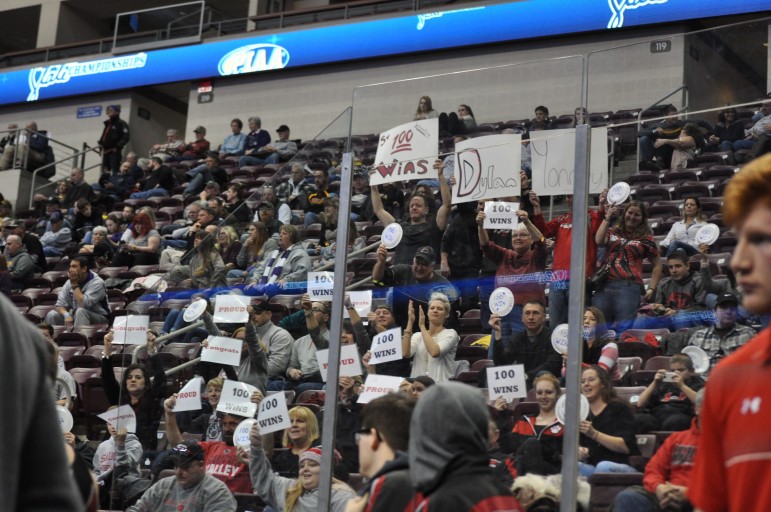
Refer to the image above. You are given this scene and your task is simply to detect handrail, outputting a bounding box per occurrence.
[29,145,101,206]
[635,84,689,163]
[314,240,380,272]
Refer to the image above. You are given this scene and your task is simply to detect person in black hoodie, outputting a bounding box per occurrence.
[406,382,524,511]
[99,105,130,174]
[130,157,174,199]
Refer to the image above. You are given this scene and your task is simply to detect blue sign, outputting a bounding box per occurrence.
[0,0,767,106]
[76,106,103,119]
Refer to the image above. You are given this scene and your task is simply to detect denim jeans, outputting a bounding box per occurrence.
[239,154,279,167]
[592,279,642,332]
[130,188,169,199]
[578,460,637,477]
[611,488,659,512]
[665,240,699,257]
[548,281,570,327]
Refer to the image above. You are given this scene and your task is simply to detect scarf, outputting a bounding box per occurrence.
[257,248,290,285]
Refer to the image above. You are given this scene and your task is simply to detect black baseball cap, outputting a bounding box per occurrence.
[715,292,739,307]
[414,246,436,264]
[169,441,205,466]
[276,125,290,133]
[251,296,270,312]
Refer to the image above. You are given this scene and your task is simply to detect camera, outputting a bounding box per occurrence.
[662,372,675,383]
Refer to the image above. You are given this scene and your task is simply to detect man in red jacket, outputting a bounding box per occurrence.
[611,388,704,511]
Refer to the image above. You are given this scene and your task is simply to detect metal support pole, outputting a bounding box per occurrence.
[559,123,591,512]
[131,320,205,363]
[318,152,353,509]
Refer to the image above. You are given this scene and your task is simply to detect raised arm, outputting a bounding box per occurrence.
[476,210,489,247]
[595,206,621,246]
[371,244,388,283]
[163,395,183,446]
[518,210,543,242]
[435,160,451,231]
[369,181,396,225]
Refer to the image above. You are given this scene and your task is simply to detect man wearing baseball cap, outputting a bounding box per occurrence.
[686,292,756,368]
[239,124,298,166]
[180,125,211,160]
[127,440,235,511]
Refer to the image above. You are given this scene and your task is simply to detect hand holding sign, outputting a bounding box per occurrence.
[256,392,291,434]
[368,327,403,365]
[357,374,404,404]
[97,404,137,433]
[316,344,362,382]
[308,272,335,300]
[486,364,527,402]
[113,315,149,345]
[174,377,204,412]
[483,201,520,229]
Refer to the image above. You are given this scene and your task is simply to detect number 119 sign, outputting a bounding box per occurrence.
[486,364,527,402]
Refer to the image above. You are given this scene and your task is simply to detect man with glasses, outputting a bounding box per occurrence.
[127,440,235,511]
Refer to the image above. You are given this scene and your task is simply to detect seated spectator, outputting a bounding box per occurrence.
[0,123,18,158]
[78,226,115,268]
[40,211,72,257]
[228,221,279,281]
[0,121,48,170]
[183,152,226,197]
[62,168,95,212]
[687,292,756,368]
[660,197,708,257]
[149,128,184,161]
[408,382,524,510]
[127,440,236,511]
[370,160,450,265]
[438,104,477,136]
[239,124,297,166]
[179,126,210,160]
[238,116,271,165]
[704,107,744,156]
[561,307,620,381]
[164,230,226,290]
[110,211,161,267]
[175,377,223,442]
[276,163,315,212]
[532,105,553,129]
[303,167,335,229]
[314,196,340,250]
[456,104,477,131]
[613,389,704,512]
[413,95,438,120]
[477,208,547,336]
[92,417,142,509]
[578,365,637,477]
[198,181,220,202]
[222,183,251,225]
[270,405,321,478]
[363,305,411,377]
[245,224,310,295]
[4,234,35,289]
[45,256,109,327]
[72,198,103,243]
[654,122,705,170]
[732,99,771,154]
[0,253,10,296]
[249,427,355,512]
[402,293,460,383]
[638,104,683,170]
[218,118,246,159]
[9,221,46,273]
[101,329,166,451]
[129,157,174,199]
[104,214,124,248]
[244,297,293,380]
[45,338,76,409]
[317,219,365,268]
[635,353,705,433]
[99,160,136,205]
[489,301,561,385]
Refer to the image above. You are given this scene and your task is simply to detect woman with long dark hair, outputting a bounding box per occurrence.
[229,221,278,281]
[660,196,708,257]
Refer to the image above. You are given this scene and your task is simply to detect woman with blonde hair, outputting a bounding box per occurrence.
[403,292,459,382]
[413,95,438,120]
[215,224,242,268]
[270,406,321,478]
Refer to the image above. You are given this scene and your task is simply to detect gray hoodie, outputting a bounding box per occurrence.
[6,247,34,284]
[92,433,143,480]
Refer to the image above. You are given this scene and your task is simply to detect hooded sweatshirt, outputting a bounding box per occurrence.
[407,382,523,511]
[92,433,143,480]
[653,266,724,311]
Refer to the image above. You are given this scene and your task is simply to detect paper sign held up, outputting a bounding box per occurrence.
[486,364,527,402]
[113,315,149,345]
[213,294,250,323]
[202,336,243,367]
[452,134,521,204]
[217,380,258,418]
[530,127,609,196]
[483,201,520,229]
[371,119,439,186]
[256,393,291,434]
[343,290,372,319]
[368,327,403,365]
[316,344,362,382]
[174,377,204,413]
[97,404,137,433]
[357,374,404,404]
[307,271,335,301]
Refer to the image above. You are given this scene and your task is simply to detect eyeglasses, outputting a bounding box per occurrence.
[311,307,327,314]
[354,427,374,444]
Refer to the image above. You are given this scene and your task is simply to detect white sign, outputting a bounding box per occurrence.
[57,405,73,433]
[202,336,243,367]
[97,405,137,433]
[256,392,291,435]
[174,377,204,413]
[530,127,609,196]
[486,364,527,402]
[316,344,362,382]
[483,201,520,229]
[551,324,570,355]
[308,271,335,301]
[234,418,256,448]
[113,315,149,345]
[368,327,403,365]
[452,134,521,203]
[213,294,250,323]
[357,374,404,404]
[343,290,372,319]
[371,119,439,186]
[217,380,258,418]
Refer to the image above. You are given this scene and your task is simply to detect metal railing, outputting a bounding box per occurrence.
[29,144,101,207]
[635,85,689,163]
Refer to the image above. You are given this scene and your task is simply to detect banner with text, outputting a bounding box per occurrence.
[174,377,204,413]
[97,405,137,433]
[357,374,404,404]
[213,294,250,323]
[316,344,362,381]
[368,327,403,365]
[113,315,149,345]
[530,127,608,196]
[202,336,243,367]
[452,134,521,204]
[486,364,528,402]
[307,272,335,301]
[371,119,439,186]
[256,392,291,434]
[217,380,258,418]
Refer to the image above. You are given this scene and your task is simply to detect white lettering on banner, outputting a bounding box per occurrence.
[27,53,147,101]
[217,380,258,418]
[483,201,520,229]
[371,119,439,186]
[415,6,485,30]
[368,327,403,365]
[357,374,404,404]
[97,405,137,433]
[202,336,243,367]
[530,128,608,196]
[452,135,521,203]
[113,315,149,345]
[486,364,527,402]
[607,0,669,29]
[308,271,335,301]
[343,290,372,319]
[213,295,250,323]
[174,377,204,413]
[316,344,362,382]
[256,394,291,434]
[218,44,290,76]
